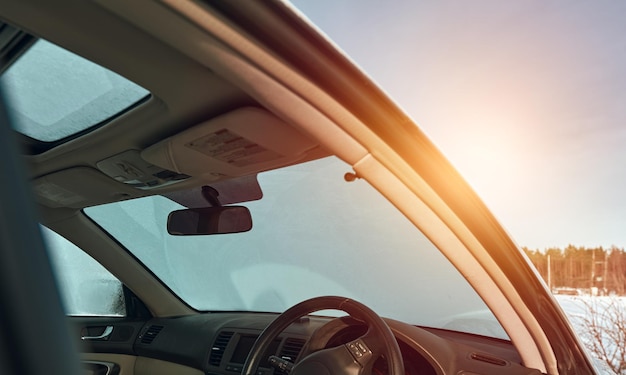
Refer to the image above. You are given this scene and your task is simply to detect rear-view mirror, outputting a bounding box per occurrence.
[167,206,252,235]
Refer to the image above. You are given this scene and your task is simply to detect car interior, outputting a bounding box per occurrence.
[0,1,597,375]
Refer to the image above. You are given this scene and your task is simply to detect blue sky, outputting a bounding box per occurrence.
[292,1,626,250]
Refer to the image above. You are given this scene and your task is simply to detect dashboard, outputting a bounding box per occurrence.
[76,312,542,375]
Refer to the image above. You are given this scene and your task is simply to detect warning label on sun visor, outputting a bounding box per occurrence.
[185,129,282,167]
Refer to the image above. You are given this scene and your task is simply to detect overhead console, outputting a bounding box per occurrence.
[96,149,190,190]
[33,108,327,209]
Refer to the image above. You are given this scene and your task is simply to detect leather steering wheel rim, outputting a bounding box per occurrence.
[242,296,404,375]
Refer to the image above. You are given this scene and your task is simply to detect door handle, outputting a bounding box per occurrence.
[81,325,113,341]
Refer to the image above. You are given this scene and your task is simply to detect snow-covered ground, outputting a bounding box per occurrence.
[555,295,626,374]
[555,294,626,328]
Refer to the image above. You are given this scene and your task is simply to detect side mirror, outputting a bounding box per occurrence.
[167,206,252,235]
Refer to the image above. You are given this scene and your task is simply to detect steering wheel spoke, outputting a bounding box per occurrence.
[345,336,376,366]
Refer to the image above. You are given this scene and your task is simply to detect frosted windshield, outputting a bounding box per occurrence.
[85,156,507,339]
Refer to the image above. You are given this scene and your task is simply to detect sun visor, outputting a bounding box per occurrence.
[141,107,320,179]
[32,167,135,208]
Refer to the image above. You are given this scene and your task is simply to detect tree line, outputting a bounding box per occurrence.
[523,245,626,295]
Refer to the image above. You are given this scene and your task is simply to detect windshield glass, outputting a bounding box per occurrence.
[85,156,507,339]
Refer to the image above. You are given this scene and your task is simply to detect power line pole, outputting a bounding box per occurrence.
[547,254,551,292]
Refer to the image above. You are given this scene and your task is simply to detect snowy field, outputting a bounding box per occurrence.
[555,295,626,374]
[555,294,626,328]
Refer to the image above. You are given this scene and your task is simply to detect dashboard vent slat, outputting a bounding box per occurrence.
[140,325,163,344]
[276,338,306,375]
[280,337,306,362]
[209,331,234,366]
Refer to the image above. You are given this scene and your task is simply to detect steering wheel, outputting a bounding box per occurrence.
[242,296,405,375]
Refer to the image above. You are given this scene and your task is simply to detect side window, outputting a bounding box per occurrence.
[42,226,126,316]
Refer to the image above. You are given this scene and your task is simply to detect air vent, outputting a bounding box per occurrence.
[280,338,306,362]
[209,331,234,366]
[140,325,163,344]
